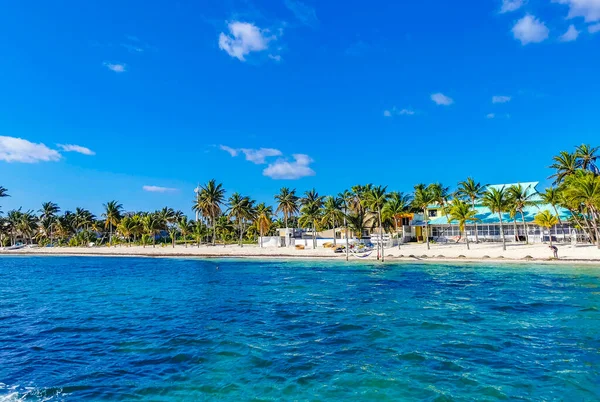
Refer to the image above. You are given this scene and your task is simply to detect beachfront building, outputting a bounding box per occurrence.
[427,182,575,243]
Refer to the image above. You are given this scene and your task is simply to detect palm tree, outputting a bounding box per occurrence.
[0,186,8,199]
[429,183,451,232]
[300,189,324,249]
[39,202,60,245]
[228,193,255,247]
[534,211,559,248]
[563,172,600,248]
[575,144,599,174]
[274,188,299,246]
[549,151,579,184]
[116,216,137,246]
[382,192,411,249]
[102,200,123,246]
[196,179,225,245]
[142,213,162,248]
[255,203,273,248]
[456,177,486,243]
[507,184,537,244]
[540,187,567,241]
[192,220,206,248]
[448,199,478,250]
[365,186,389,261]
[481,187,510,251]
[320,196,344,247]
[413,184,435,250]
[177,216,193,247]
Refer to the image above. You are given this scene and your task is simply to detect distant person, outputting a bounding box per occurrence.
[549,245,558,259]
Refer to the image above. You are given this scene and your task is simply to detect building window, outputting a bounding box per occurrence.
[401,217,410,226]
[428,210,438,218]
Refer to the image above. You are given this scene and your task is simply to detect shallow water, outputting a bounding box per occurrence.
[1,256,599,401]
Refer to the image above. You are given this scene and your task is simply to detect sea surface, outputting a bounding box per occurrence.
[0,256,599,401]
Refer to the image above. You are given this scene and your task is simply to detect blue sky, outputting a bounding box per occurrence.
[1,0,600,215]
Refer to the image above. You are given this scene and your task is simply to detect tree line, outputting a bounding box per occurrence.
[1,144,598,250]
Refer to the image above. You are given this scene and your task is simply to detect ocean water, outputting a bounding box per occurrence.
[0,257,599,401]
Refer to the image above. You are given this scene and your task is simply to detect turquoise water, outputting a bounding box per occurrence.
[1,257,599,401]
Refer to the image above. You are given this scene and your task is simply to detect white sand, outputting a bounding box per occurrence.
[2,242,600,265]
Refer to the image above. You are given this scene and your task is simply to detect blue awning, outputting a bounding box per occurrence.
[410,221,427,227]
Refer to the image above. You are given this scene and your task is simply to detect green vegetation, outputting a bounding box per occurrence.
[1,144,599,250]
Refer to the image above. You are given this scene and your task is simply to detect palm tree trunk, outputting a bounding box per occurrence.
[513,219,518,242]
[498,213,506,251]
[212,216,216,245]
[465,224,470,250]
[519,210,529,244]
[424,208,430,250]
[239,220,243,247]
[379,208,384,262]
[472,198,479,243]
[344,208,349,262]
[552,206,566,242]
[549,229,553,248]
[332,217,336,247]
[285,214,288,247]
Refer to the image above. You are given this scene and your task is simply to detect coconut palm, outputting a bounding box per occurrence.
[177,216,193,247]
[448,199,478,250]
[575,144,599,174]
[320,196,344,247]
[0,186,8,199]
[196,179,225,245]
[429,183,451,230]
[228,193,256,247]
[39,202,60,245]
[481,187,510,251]
[562,172,600,248]
[382,192,411,249]
[507,184,538,244]
[274,188,299,241]
[456,177,486,243]
[549,151,579,184]
[116,216,137,246]
[534,211,559,248]
[102,200,123,246]
[300,189,324,249]
[142,213,163,248]
[540,187,567,241]
[365,186,389,261]
[412,184,435,250]
[255,203,273,248]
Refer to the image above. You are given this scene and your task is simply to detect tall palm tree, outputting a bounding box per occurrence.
[413,184,435,250]
[142,213,163,248]
[540,187,566,241]
[0,186,8,199]
[563,172,600,248]
[365,186,389,261]
[456,177,486,243]
[382,192,411,249]
[178,216,194,248]
[116,216,137,246]
[481,187,510,251]
[575,144,599,174]
[274,188,299,243]
[228,193,255,247]
[320,196,344,247]
[255,203,273,248]
[507,184,537,244]
[300,189,324,249]
[448,199,478,250]
[196,179,225,245]
[534,211,559,248]
[102,200,123,246]
[39,202,60,245]
[428,183,451,231]
[549,151,579,184]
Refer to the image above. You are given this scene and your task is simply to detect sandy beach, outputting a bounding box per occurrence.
[3,242,600,265]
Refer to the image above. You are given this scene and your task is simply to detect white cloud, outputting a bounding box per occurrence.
[384,107,415,117]
[557,0,600,22]
[219,146,282,164]
[0,136,61,163]
[268,54,282,62]
[218,21,275,61]
[284,0,318,27]
[103,62,126,73]
[492,95,512,103]
[512,15,549,45]
[588,22,600,32]
[501,0,525,13]
[560,24,581,41]
[219,145,238,157]
[143,185,178,193]
[240,148,282,164]
[486,113,496,119]
[263,154,316,180]
[431,93,454,106]
[57,144,95,155]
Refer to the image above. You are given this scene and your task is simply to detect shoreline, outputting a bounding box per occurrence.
[2,243,600,266]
